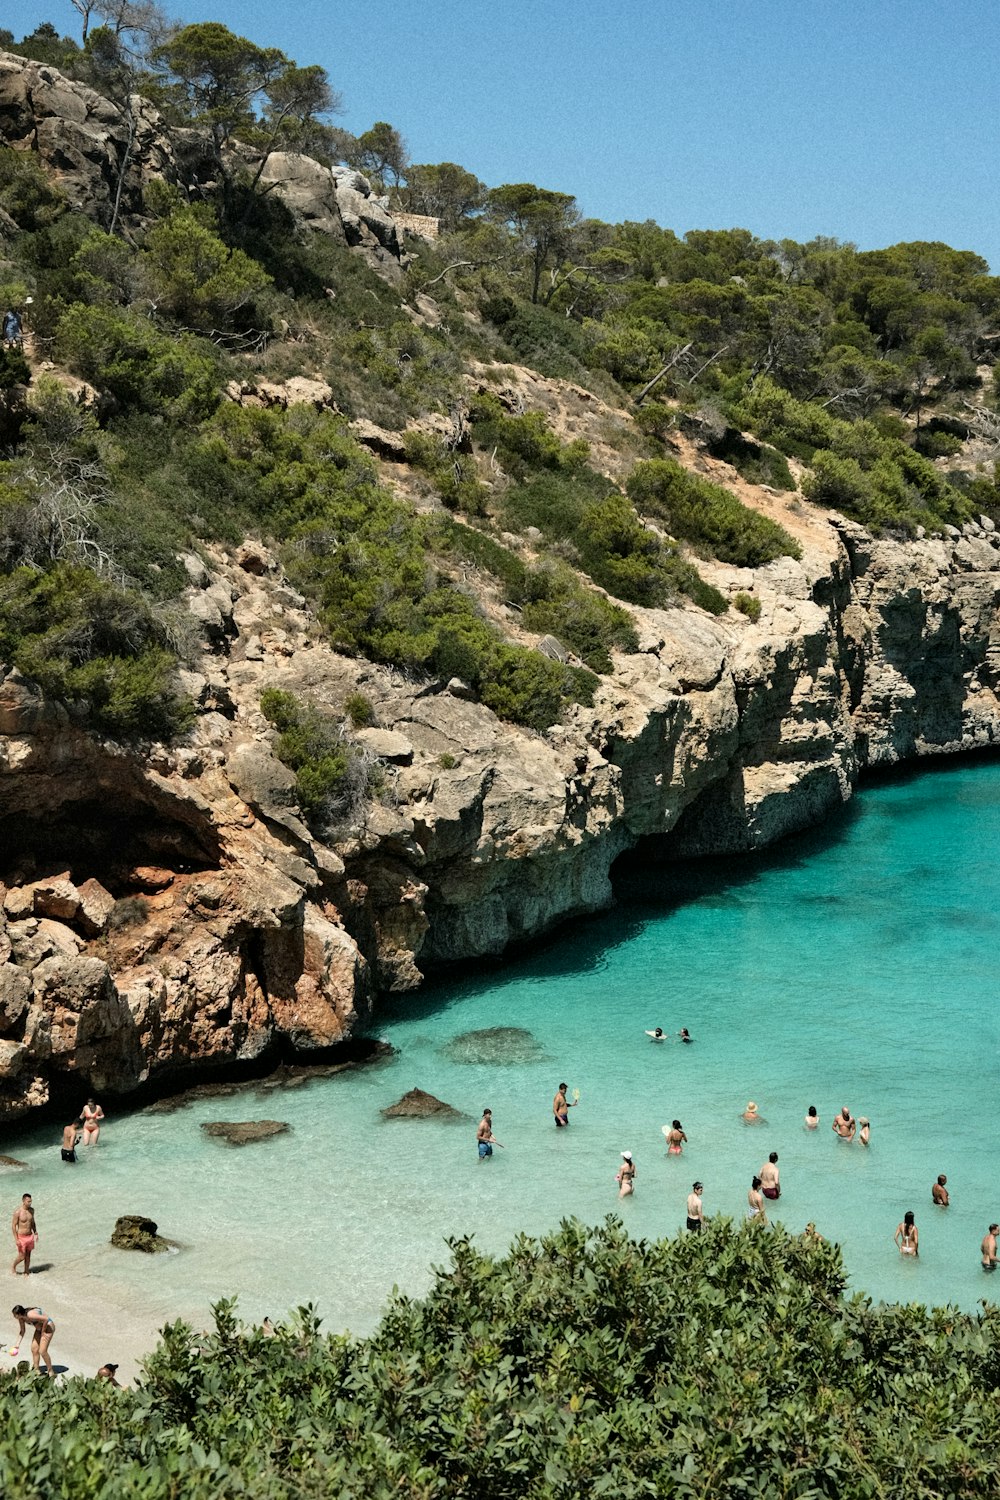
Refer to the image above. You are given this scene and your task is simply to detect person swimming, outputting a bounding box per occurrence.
[742,1101,766,1125]
[645,1028,666,1041]
[804,1105,819,1129]
[678,1028,693,1043]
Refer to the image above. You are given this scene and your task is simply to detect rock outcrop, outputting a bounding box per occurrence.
[201,1120,289,1146]
[381,1088,464,1119]
[110,1214,172,1252]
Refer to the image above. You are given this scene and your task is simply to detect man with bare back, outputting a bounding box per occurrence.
[11,1194,37,1277]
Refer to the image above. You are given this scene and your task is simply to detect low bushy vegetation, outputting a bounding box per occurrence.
[5,1220,1000,1497]
[260,687,366,825]
[626,457,802,567]
[0,564,191,739]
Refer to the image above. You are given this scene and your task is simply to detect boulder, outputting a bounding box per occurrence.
[0,964,31,1029]
[76,878,116,937]
[381,1088,464,1120]
[200,1120,289,1146]
[257,150,343,235]
[355,728,414,764]
[31,874,81,922]
[110,1214,172,1253]
[226,743,299,818]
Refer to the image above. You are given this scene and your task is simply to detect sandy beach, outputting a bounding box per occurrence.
[6,1262,171,1385]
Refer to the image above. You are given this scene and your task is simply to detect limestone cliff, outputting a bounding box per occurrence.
[2,493,999,1119]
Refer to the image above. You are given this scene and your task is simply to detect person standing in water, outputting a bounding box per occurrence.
[81,1099,104,1146]
[10,1194,37,1277]
[858,1117,870,1146]
[552,1083,576,1128]
[932,1175,949,1207]
[982,1225,998,1271]
[760,1152,780,1201]
[804,1106,819,1130]
[61,1120,82,1163]
[11,1305,55,1374]
[895,1211,919,1257]
[742,1101,765,1125]
[686,1182,704,1231]
[664,1120,687,1155]
[746,1176,766,1225]
[477,1109,501,1161]
[832,1107,856,1140]
[617,1152,635,1197]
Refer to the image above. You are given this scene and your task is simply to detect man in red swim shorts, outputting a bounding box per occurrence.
[11,1194,37,1277]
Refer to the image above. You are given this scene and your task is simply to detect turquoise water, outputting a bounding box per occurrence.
[6,758,1000,1338]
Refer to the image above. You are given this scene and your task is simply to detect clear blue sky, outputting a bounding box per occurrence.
[13,0,1000,269]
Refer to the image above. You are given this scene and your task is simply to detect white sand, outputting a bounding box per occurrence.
[7,1270,165,1384]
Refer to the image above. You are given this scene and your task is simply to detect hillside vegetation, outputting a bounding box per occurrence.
[2,15,1000,759]
[3,1221,1000,1497]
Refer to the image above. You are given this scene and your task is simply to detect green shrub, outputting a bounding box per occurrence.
[708,428,797,490]
[0,563,191,740]
[626,458,802,566]
[434,519,638,670]
[344,691,376,728]
[57,305,222,421]
[468,393,590,480]
[260,688,358,823]
[734,590,762,621]
[438,752,458,769]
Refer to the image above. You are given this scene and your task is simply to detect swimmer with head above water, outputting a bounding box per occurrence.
[983,1225,998,1270]
[932,1175,949,1207]
[678,1028,693,1043]
[804,1105,819,1129]
[645,1028,666,1041]
[742,1101,766,1125]
[663,1120,687,1155]
[617,1151,635,1197]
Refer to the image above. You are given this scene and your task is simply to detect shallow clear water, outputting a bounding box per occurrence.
[6,758,1000,1335]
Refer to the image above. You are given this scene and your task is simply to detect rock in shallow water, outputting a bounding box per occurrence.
[111,1214,172,1253]
[381,1088,464,1119]
[441,1027,546,1065]
[201,1119,290,1146]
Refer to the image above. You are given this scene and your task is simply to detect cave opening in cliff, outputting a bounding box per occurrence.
[0,796,221,894]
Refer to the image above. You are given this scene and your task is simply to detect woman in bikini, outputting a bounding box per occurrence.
[81,1098,105,1145]
[894,1211,919,1258]
[747,1175,767,1226]
[12,1304,55,1374]
[617,1152,636,1198]
[665,1120,687,1155]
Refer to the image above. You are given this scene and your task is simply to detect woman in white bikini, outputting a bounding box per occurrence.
[894,1211,919,1258]
[81,1098,105,1145]
[747,1175,767,1226]
[12,1304,55,1374]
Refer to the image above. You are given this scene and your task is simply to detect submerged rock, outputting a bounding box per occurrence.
[381,1088,464,1120]
[111,1214,172,1253]
[201,1119,289,1146]
[0,1154,28,1168]
[442,1027,546,1066]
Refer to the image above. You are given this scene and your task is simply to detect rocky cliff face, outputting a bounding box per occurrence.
[2,498,1000,1119]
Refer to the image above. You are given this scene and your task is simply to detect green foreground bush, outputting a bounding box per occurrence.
[5,1220,1000,1498]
